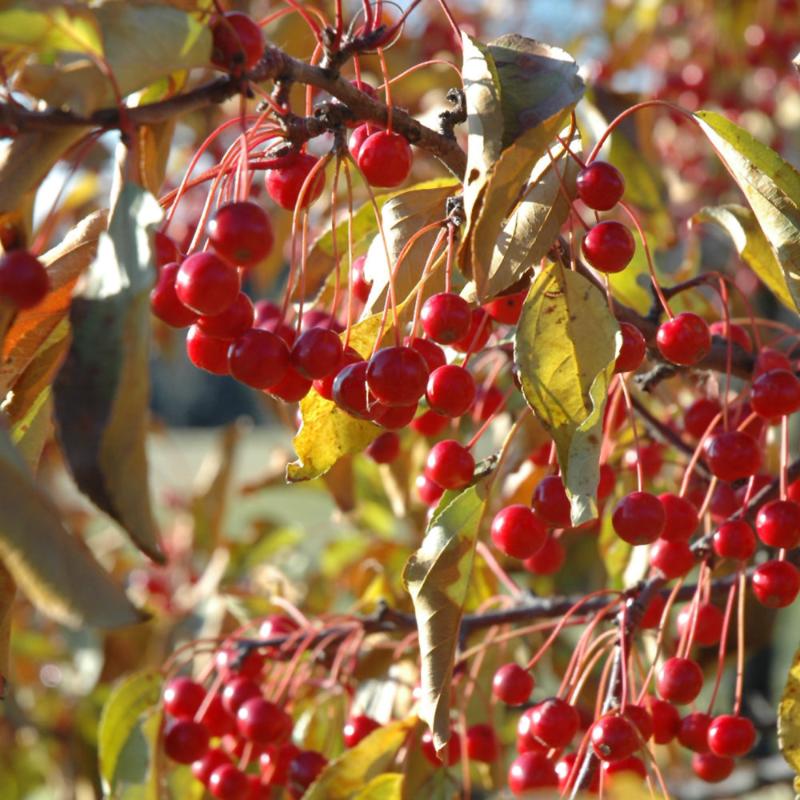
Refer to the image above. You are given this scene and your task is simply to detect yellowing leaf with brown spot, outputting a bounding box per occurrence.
[515,263,618,526]
[403,483,487,755]
[779,646,800,775]
[303,717,416,800]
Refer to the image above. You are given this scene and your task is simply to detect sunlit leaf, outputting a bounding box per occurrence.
[694,109,800,312]
[780,647,800,777]
[0,425,143,628]
[53,183,164,562]
[10,386,53,471]
[304,717,416,800]
[99,671,162,794]
[0,4,103,57]
[403,484,487,754]
[363,179,460,313]
[695,203,799,313]
[515,263,619,526]
[352,773,404,800]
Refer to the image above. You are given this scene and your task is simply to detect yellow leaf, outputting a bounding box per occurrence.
[779,646,800,775]
[0,4,103,56]
[304,717,416,800]
[515,263,619,525]
[403,484,487,755]
[695,203,798,314]
[352,773,404,800]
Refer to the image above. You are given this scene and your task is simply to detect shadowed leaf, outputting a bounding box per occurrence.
[53,183,164,562]
[403,484,487,754]
[0,564,15,695]
[695,110,800,313]
[515,263,619,525]
[695,204,799,313]
[304,717,416,800]
[0,424,143,627]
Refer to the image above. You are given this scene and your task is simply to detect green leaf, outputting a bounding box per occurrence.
[304,717,416,800]
[362,179,460,312]
[483,139,578,298]
[695,203,799,313]
[0,424,143,628]
[353,773,404,800]
[403,484,487,755]
[515,263,619,526]
[53,182,164,562]
[98,671,163,795]
[10,386,53,471]
[0,4,103,57]
[694,110,800,313]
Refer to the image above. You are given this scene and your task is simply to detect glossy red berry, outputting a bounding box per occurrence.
[348,123,380,161]
[164,719,209,764]
[209,202,273,268]
[624,704,653,742]
[151,262,197,327]
[556,752,600,793]
[528,698,580,749]
[265,153,326,210]
[640,593,667,629]
[483,290,526,325]
[647,697,681,744]
[452,307,493,353]
[508,752,558,795]
[405,336,446,372]
[603,755,647,781]
[221,677,261,716]
[703,431,762,482]
[650,538,694,579]
[260,742,300,786]
[713,519,757,561]
[420,292,472,345]
[751,369,800,418]
[291,327,343,380]
[287,750,327,797]
[356,131,412,187]
[214,646,264,679]
[656,657,703,705]
[658,493,699,541]
[411,408,449,437]
[416,473,444,505]
[154,232,180,267]
[531,475,571,527]
[615,322,647,373]
[197,292,254,339]
[176,252,240,316]
[707,714,755,758]
[164,677,205,719]
[755,347,792,375]
[491,505,547,560]
[271,365,313,402]
[349,254,372,303]
[576,161,625,210]
[523,535,565,575]
[677,602,724,647]
[426,364,475,418]
[582,221,635,273]
[472,384,505,422]
[709,320,752,352]
[187,325,231,374]
[313,346,361,400]
[684,397,721,439]
[0,249,49,309]
[756,499,800,549]
[332,360,371,418]
[228,329,290,389]
[678,711,712,752]
[199,693,235,738]
[211,11,263,71]
[342,715,380,748]
[366,346,428,407]
[237,698,290,743]
[192,748,231,786]
[366,431,400,463]
[612,491,666,545]
[492,663,534,705]
[209,763,249,799]
[692,752,734,783]
[420,729,461,766]
[752,559,800,607]
[656,312,711,366]
[425,439,474,490]
[465,723,500,763]
[372,401,417,430]
[590,714,639,761]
